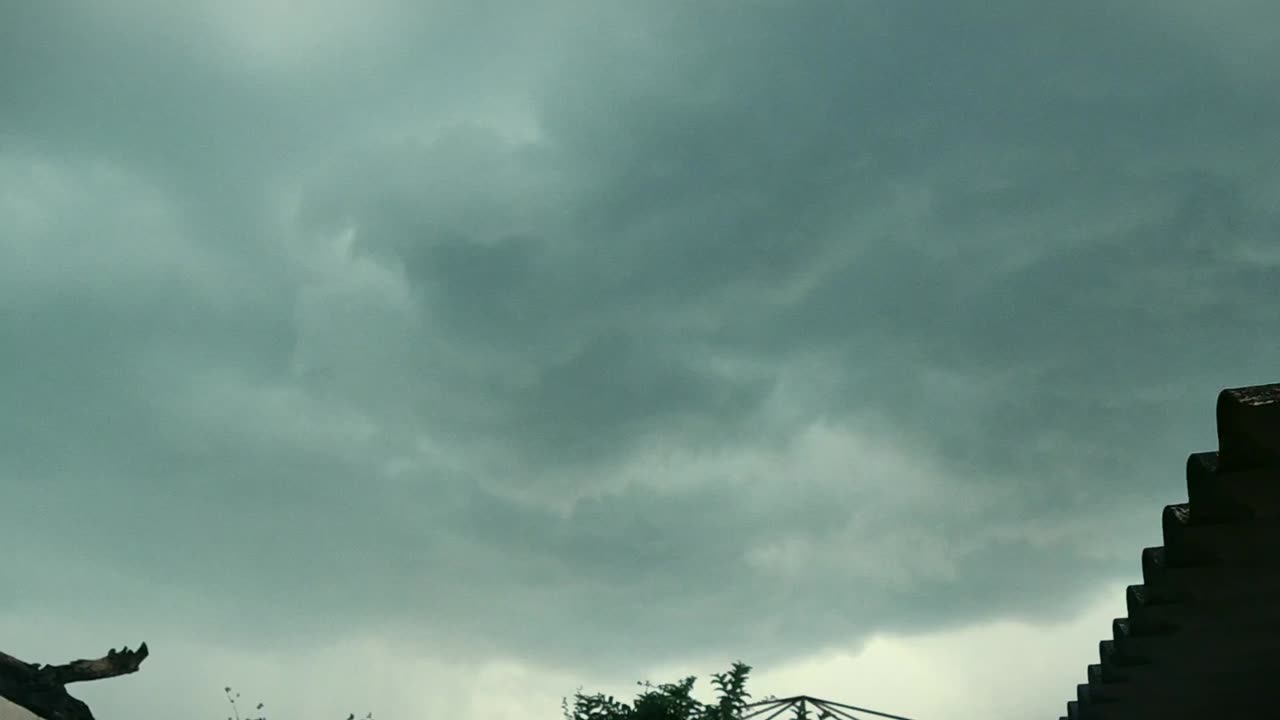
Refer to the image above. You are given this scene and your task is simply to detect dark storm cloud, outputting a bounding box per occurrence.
[2,0,1278,689]
[300,0,1280,493]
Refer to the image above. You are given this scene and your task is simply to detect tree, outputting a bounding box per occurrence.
[562,661,762,720]
[0,643,149,720]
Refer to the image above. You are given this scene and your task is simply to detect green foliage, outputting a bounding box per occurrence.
[220,659,770,720]
[561,661,757,720]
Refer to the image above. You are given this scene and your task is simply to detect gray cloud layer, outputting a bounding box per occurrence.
[2,0,1278,693]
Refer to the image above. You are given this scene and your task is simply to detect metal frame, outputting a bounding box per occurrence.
[737,695,916,720]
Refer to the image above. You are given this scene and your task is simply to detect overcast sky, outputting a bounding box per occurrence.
[2,2,1278,719]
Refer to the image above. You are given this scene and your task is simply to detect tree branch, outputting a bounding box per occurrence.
[0,643,149,720]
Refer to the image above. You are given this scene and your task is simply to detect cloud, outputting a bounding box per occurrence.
[1,1,1277,717]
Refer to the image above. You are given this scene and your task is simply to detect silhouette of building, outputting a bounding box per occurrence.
[1057,382,1280,719]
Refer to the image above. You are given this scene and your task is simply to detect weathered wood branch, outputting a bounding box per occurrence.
[0,643,149,720]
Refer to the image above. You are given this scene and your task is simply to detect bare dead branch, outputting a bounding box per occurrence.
[0,643,149,720]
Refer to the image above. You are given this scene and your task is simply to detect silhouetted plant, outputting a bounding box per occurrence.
[224,686,265,720]
[223,684,372,720]
[562,661,758,720]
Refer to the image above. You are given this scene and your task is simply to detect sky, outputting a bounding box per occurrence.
[1,2,1278,719]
